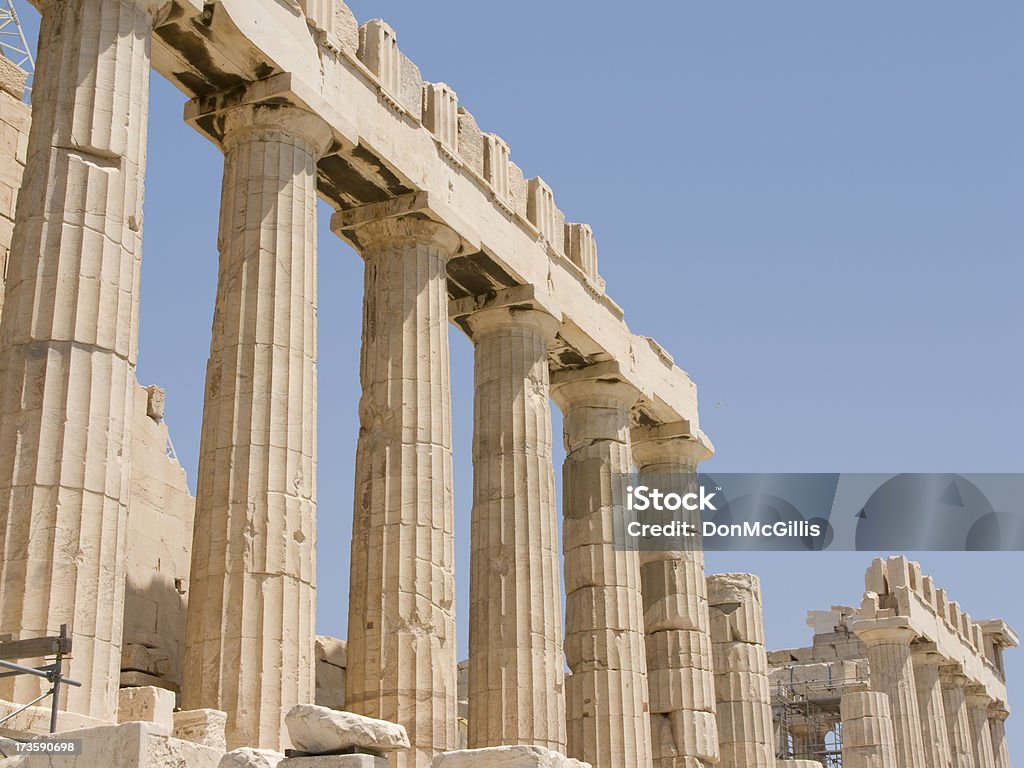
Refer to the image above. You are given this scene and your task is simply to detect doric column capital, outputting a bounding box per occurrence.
[36,0,172,17]
[911,642,947,668]
[346,215,462,258]
[630,421,713,471]
[965,686,994,709]
[939,665,971,688]
[463,304,560,342]
[550,361,640,413]
[988,705,1010,722]
[852,617,918,647]
[218,102,335,156]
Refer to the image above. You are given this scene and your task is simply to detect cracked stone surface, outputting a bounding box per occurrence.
[285,705,410,755]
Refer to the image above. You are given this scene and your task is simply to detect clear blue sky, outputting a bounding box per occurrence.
[13,0,1023,743]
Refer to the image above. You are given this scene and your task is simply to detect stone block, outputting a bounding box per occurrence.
[484,133,511,201]
[285,705,409,755]
[708,597,765,645]
[706,572,762,606]
[0,722,222,768]
[0,57,27,100]
[173,708,228,751]
[508,161,528,217]
[315,635,347,710]
[429,745,592,767]
[840,691,891,722]
[399,54,423,116]
[457,109,485,177]
[423,82,458,151]
[117,685,174,730]
[647,666,715,713]
[712,641,768,676]
[280,758,388,768]
[221,748,286,768]
[358,20,400,96]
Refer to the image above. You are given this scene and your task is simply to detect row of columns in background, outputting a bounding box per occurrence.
[857,624,1010,768]
[0,2,727,767]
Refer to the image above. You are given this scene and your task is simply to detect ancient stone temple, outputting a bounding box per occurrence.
[0,3,1015,768]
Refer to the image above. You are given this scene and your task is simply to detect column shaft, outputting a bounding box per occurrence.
[858,626,927,768]
[913,654,954,768]
[988,711,1010,768]
[967,697,996,768]
[344,217,460,768]
[552,375,652,768]
[941,671,977,768]
[183,104,331,750]
[0,0,155,721]
[467,306,565,752]
[708,573,775,768]
[841,691,899,768]
[632,429,718,768]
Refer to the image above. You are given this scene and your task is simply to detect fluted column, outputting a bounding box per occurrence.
[988,707,1010,768]
[0,0,161,722]
[966,692,997,768]
[467,305,565,752]
[182,103,333,751]
[941,668,977,768]
[342,217,461,768]
[855,622,927,768]
[913,649,954,768]
[550,368,652,768]
[631,427,718,768]
[841,691,899,768]
[708,573,775,768]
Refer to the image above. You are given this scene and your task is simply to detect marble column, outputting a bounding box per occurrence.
[466,305,565,752]
[550,368,652,768]
[940,668,977,768]
[988,707,1010,768]
[342,216,462,768]
[855,623,927,768]
[966,692,997,768]
[841,691,899,768]
[708,573,775,768]
[631,426,718,768]
[0,0,161,722]
[182,103,333,750]
[913,649,954,768]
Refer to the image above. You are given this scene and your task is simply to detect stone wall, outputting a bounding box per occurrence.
[122,385,196,695]
[0,57,29,317]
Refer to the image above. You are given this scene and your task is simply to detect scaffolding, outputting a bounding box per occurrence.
[772,667,871,768]
[0,625,81,757]
[0,0,34,98]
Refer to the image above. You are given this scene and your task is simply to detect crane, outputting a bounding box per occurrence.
[0,0,34,99]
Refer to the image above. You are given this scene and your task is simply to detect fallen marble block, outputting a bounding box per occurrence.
[285,705,409,755]
[430,745,592,768]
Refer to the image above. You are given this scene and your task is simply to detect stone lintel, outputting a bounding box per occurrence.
[977,619,1020,649]
[184,72,349,152]
[450,284,561,332]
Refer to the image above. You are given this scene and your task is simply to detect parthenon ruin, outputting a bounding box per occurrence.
[0,2,1015,767]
